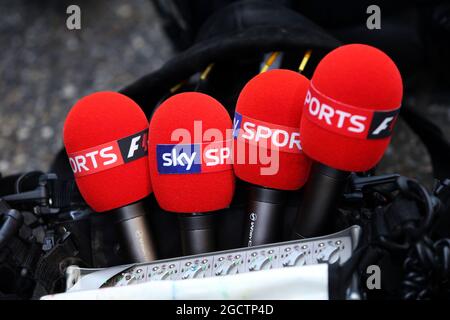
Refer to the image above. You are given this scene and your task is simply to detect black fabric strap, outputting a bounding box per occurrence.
[34,235,80,294]
[0,173,86,211]
[49,179,84,209]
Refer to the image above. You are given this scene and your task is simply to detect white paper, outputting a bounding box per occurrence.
[42,263,329,300]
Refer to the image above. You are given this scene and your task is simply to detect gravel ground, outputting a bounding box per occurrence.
[0,0,448,190]
[0,0,173,174]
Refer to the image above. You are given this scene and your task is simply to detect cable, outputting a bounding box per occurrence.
[392,177,450,299]
[377,177,436,251]
[259,52,280,73]
[195,63,214,92]
[397,177,435,236]
[402,237,450,299]
[298,49,312,73]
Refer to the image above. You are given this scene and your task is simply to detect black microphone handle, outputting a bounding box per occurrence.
[178,213,216,255]
[292,162,349,239]
[114,201,157,263]
[242,186,286,247]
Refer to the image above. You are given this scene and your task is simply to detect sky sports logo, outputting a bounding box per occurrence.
[233,111,302,153]
[304,84,400,139]
[68,129,148,178]
[156,140,232,174]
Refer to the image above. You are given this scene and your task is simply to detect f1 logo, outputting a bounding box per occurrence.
[118,130,148,162]
[368,109,400,139]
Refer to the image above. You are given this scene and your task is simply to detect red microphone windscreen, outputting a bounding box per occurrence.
[301,44,403,171]
[63,91,151,212]
[233,69,312,190]
[148,92,235,213]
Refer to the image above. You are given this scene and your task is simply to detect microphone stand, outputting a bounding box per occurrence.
[242,186,287,247]
[178,212,216,255]
[291,162,349,239]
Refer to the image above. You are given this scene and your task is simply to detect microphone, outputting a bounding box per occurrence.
[233,69,312,246]
[148,92,234,255]
[63,91,157,263]
[292,44,403,238]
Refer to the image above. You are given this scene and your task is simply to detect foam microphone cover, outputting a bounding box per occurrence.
[148,92,235,213]
[233,69,311,190]
[63,91,151,212]
[301,44,403,172]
